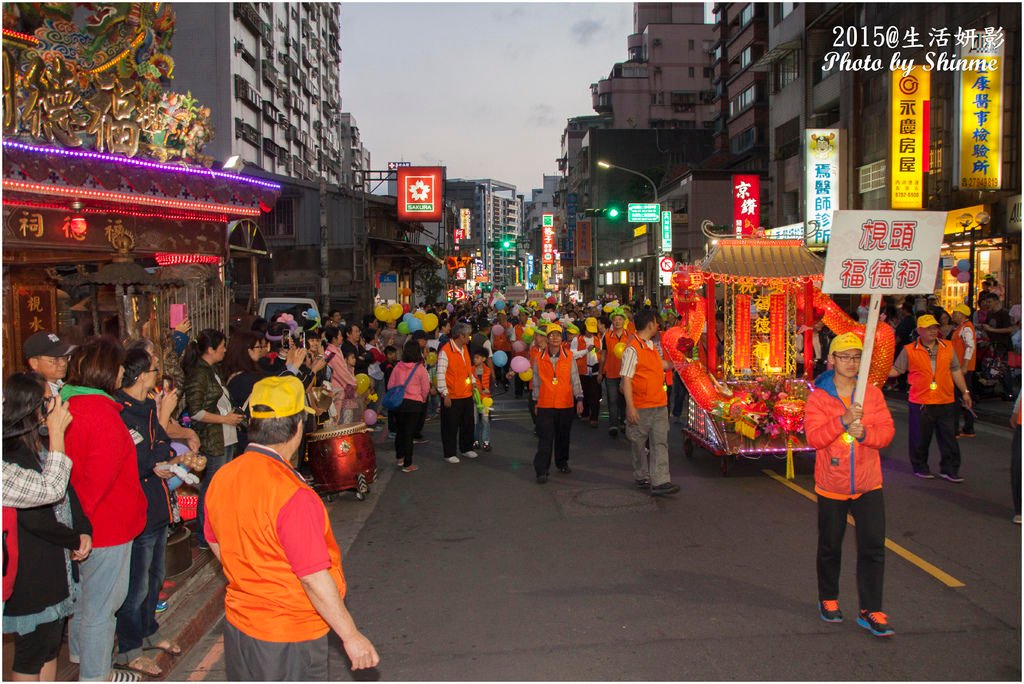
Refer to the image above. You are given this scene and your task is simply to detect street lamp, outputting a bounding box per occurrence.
[596,160,658,200]
[958,209,991,307]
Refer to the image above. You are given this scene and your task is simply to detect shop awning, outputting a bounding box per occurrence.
[701,238,824,280]
[369,237,443,267]
[750,40,801,71]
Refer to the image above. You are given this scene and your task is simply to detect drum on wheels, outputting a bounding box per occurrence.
[306,423,377,501]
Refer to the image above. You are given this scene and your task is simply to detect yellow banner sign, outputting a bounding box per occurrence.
[891,66,930,209]
[959,41,1003,190]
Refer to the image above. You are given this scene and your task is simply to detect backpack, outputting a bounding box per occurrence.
[381,365,418,410]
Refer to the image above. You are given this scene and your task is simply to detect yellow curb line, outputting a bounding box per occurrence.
[761,469,966,588]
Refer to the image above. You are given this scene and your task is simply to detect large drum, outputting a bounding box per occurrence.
[306,422,377,501]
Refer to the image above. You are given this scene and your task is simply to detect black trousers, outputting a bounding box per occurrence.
[580,375,601,421]
[908,402,961,476]
[441,396,475,458]
[1013,426,1022,516]
[817,488,886,612]
[413,401,427,440]
[393,399,425,467]
[535,407,575,475]
[224,620,328,681]
[514,373,527,398]
[953,371,975,434]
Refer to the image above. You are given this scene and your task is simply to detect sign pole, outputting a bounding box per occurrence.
[853,293,882,405]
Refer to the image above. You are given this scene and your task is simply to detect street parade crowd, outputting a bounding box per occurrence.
[2,283,1021,680]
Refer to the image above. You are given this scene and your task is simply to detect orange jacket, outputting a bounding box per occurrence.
[473,364,492,397]
[442,341,474,400]
[536,346,575,409]
[805,371,895,499]
[905,339,956,404]
[625,335,668,409]
[602,329,630,378]
[951,321,977,372]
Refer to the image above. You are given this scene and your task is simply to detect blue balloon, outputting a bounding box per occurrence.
[956,259,971,272]
[494,300,506,310]
[407,317,423,332]
[493,350,508,367]
[403,313,417,323]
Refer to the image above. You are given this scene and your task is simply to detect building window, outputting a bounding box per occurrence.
[740,4,754,27]
[730,126,757,154]
[688,66,695,78]
[729,84,757,118]
[858,160,887,194]
[261,197,295,237]
[688,39,695,50]
[771,50,800,93]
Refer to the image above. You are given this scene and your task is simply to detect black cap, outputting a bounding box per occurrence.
[23,331,73,359]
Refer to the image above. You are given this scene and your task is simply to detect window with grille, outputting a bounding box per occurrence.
[858,160,887,194]
[261,197,296,237]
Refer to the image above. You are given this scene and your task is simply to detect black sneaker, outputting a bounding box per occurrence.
[857,610,895,637]
[634,478,651,489]
[650,482,680,497]
[939,472,965,483]
[557,464,572,474]
[609,427,618,438]
[536,473,549,484]
[413,437,429,445]
[819,599,843,623]
[913,470,935,479]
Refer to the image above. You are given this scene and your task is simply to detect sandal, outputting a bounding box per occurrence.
[110,669,142,682]
[143,639,182,656]
[118,655,162,677]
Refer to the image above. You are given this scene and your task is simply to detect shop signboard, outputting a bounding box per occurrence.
[958,39,1003,190]
[575,219,592,267]
[891,66,930,209]
[542,214,555,265]
[456,208,471,242]
[11,285,58,368]
[505,286,526,302]
[627,203,661,223]
[378,272,398,301]
[805,129,840,248]
[397,166,444,222]
[732,175,760,237]
[661,211,672,253]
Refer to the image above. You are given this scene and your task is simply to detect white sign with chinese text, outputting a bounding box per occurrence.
[822,210,946,295]
[805,129,840,248]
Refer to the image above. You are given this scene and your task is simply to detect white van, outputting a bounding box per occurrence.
[258,297,320,324]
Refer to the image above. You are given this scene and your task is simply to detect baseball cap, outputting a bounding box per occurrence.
[829,332,863,355]
[954,304,971,318]
[566,324,580,335]
[584,317,598,333]
[546,324,563,335]
[248,376,316,419]
[916,314,940,329]
[23,331,73,359]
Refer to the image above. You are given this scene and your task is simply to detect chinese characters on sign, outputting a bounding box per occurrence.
[565,193,577,261]
[12,286,57,367]
[456,208,470,243]
[397,167,444,222]
[959,39,1003,190]
[890,66,930,209]
[733,293,752,370]
[805,129,840,248]
[823,210,946,295]
[575,219,592,268]
[660,211,672,253]
[732,175,760,237]
[541,214,555,266]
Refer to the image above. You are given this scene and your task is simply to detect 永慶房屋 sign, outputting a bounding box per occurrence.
[823,210,946,294]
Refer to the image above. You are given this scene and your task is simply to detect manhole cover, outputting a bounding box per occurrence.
[554,487,657,517]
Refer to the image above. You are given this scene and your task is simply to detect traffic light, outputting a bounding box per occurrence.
[501,237,514,250]
[584,205,623,220]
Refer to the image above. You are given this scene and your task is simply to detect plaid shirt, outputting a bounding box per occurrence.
[2,451,72,508]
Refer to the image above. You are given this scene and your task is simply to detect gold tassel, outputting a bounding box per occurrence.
[785,437,795,480]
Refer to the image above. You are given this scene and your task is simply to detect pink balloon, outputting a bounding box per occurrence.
[510,356,531,373]
[363,409,377,426]
[447,303,455,313]
[492,324,505,336]
[512,340,527,353]
[956,271,971,283]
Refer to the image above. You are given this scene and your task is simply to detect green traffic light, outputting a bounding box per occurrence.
[607,208,620,219]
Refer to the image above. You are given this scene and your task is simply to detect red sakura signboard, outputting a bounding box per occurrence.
[732,174,760,237]
[397,166,445,222]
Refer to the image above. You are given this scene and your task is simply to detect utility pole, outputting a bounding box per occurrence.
[319,179,329,313]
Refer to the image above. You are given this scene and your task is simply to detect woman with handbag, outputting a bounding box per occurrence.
[386,341,431,472]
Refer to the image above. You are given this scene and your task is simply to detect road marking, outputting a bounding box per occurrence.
[186,635,224,681]
[761,469,966,588]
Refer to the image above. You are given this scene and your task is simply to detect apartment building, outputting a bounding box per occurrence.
[446,179,523,288]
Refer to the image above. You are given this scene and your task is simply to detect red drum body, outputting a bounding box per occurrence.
[306,423,377,500]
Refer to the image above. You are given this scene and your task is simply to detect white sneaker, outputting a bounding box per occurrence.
[445,456,460,464]
[1014,514,1022,524]
[461,450,479,459]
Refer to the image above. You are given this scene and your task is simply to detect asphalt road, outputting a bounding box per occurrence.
[172,391,1022,681]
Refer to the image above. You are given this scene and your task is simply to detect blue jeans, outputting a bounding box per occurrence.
[68,542,132,681]
[603,378,625,428]
[474,408,491,444]
[196,444,235,546]
[115,526,168,662]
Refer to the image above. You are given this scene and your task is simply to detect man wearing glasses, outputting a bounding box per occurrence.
[23,331,73,395]
[805,332,896,637]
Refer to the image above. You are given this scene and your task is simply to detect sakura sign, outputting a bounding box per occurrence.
[822,210,946,295]
[397,166,444,222]
[732,175,760,237]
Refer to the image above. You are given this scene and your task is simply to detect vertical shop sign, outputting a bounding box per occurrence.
[891,66,930,209]
[805,129,840,248]
[13,285,57,362]
[575,219,592,268]
[769,293,787,369]
[732,175,760,237]
[541,214,555,265]
[958,40,1003,190]
[733,293,752,370]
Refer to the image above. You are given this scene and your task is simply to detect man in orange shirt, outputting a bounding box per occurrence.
[600,308,631,438]
[621,310,679,496]
[532,325,583,483]
[889,315,972,481]
[437,323,478,463]
[205,376,378,679]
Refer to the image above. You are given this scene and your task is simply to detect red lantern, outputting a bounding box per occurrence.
[773,399,805,433]
[69,216,88,239]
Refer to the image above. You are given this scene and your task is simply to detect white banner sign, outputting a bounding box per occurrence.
[505,286,526,301]
[822,210,946,295]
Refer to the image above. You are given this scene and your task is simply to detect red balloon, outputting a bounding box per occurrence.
[547,296,557,305]
[950,266,960,277]
[402,303,411,313]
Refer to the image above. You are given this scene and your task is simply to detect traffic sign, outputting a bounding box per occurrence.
[627,203,661,223]
[659,256,676,272]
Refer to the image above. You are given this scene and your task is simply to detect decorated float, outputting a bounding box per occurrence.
[664,238,896,476]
